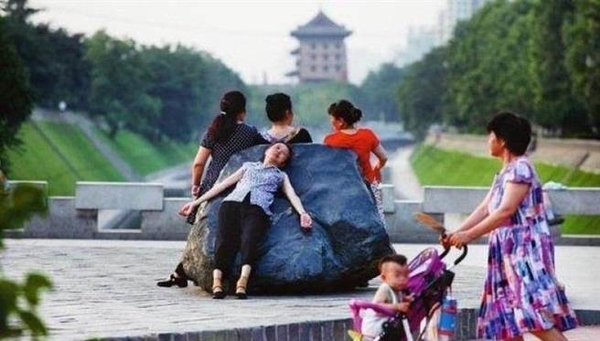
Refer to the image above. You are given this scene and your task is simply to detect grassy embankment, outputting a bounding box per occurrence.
[94,128,197,176]
[7,121,196,195]
[8,121,124,195]
[411,145,600,235]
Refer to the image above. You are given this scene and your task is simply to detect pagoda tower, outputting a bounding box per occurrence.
[287,11,352,83]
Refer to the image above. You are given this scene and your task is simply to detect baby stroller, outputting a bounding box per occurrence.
[349,213,468,341]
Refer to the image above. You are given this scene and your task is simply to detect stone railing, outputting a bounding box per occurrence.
[386,186,600,245]
[6,181,600,242]
[6,181,190,240]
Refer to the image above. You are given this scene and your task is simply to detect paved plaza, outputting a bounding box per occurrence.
[2,239,599,340]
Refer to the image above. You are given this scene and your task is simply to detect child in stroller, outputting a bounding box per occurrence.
[359,254,413,339]
[349,245,467,341]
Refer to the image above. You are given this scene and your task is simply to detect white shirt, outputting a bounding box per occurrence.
[361,283,404,339]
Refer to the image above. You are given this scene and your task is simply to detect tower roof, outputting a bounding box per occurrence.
[291,11,352,38]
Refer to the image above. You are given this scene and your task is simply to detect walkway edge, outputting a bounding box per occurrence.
[96,308,600,341]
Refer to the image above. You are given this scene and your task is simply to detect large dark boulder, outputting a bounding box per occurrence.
[181,144,394,294]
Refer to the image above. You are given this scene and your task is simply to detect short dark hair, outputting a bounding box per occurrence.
[378,254,408,272]
[265,93,292,122]
[328,99,362,125]
[486,111,531,156]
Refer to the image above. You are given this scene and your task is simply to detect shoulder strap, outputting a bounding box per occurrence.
[282,127,300,142]
[383,283,398,304]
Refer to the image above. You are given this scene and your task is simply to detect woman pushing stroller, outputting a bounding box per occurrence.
[442,112,578,340]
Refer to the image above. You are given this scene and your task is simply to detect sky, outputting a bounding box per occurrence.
[28,0,446,85]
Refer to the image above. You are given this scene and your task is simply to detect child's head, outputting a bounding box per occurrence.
[264,142,293,168]
[378,254,409,291]
[327,99,362,130]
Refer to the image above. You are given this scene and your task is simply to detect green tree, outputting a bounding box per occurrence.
[0,170,52,338]
[199,54,248,135]
[398,47,447,141]
[142,45,207,142]
[142,44,246,143]
[358,63,404,122]
[444,1,537,132]
[530,0,588,136]
[292,82,360,128]
[2,0,90,111]
[0,0,38,22]
[247,82,360,132]
[564,0,600,137]
[85,30,160,139]
[0,15,34,172]
[36,26,91,111]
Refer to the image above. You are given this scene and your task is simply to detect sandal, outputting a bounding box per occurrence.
[157,274,188,288]
[235,285,247,300]
[235,276,249,299]
[235,269,250,299]
[212,285,226,299]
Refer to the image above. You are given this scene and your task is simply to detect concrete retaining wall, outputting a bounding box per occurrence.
[430,133,600,174]
[96,308,599,340]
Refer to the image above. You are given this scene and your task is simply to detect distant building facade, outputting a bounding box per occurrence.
[395,0,493,67]
[395,26,439,67]
[440,0,492,43]
[287,11,352,83]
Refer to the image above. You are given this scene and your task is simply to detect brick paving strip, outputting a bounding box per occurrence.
[2,240,599,340]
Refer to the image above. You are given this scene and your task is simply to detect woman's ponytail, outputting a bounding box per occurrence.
[208,91,246,142]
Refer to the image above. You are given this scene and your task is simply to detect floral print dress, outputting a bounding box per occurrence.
[477,157,578,340]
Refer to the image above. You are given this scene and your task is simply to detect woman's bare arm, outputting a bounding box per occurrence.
[191,146,211,195]
[281,174,312,228]
[450,182,529,246]
[193,168,244,206]
[455,186,494,233]
[179,168,245,217]
[372,144,388,172]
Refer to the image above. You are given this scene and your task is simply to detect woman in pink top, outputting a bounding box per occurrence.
[324,99,388,224]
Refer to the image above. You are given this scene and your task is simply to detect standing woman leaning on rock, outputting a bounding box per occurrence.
[157,90,266,288]
[261,92,312,144]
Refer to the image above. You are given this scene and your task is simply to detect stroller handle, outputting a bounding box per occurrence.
[439,244,468,267]
[454,245,468,266]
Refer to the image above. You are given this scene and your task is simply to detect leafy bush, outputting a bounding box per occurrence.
[0,170,52,339]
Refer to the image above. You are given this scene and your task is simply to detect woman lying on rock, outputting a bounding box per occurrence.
[178,142,313,299]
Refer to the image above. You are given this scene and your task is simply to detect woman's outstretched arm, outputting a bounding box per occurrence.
[178,167,244,216]
[281,174,312,228]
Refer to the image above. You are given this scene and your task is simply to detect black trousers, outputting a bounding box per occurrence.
[214,195,270,278]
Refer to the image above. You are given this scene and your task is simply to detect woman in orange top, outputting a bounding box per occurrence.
[324,99,388,224]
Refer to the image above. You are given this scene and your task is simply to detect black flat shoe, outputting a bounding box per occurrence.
[157,274,188,288]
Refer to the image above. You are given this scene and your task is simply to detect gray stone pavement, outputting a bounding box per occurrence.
[2,239,599,340]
